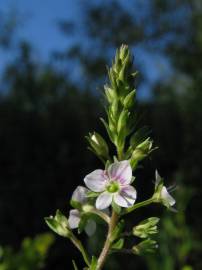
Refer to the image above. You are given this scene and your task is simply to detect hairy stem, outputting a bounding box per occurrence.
[97,210,119,270]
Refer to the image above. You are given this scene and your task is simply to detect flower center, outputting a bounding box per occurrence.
[106,181,120,193]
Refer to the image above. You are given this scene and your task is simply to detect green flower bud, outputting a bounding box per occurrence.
[87,132,109,159]
[132,239,158,255]
[117,110,130,133]
[130,138,153,168]
[119,44,129,61]
[123,89,136,108]
[133,217,160,238]
[45,210,71,238]
[82,204,94,213]
[104,85,117,104]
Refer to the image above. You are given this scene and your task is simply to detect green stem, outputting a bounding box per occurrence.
[90,209,110,224]
[70,234,90,266]
[97,210,119,270]
[123,198,155,215]
[117,146,124,161]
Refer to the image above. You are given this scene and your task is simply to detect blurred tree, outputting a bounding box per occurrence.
[0,233,54,270]
[0,8,19,49]
[145,186,201,270]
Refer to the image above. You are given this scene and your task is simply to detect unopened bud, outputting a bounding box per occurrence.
[133,217,159,238]
[132,239,158,255]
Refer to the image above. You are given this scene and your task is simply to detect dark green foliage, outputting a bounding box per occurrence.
[0,233,54,270]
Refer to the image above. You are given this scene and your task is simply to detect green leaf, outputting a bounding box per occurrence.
[111,238,124,250]
[89,256,98,270]
[100,117,114,143]
[78,213,89,234]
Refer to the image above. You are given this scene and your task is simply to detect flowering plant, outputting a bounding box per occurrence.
[45,45,175,270]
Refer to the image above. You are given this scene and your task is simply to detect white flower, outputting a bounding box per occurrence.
[68,186,96,236]
[72,186,88,204]
[154,170,176,208]
[68,209,81,229]
[84,160,137,210]
[68,186,88,229]
[160,186,176,208]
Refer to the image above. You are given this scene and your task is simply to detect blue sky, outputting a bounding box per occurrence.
[0,0,79,60]
[0,0,173,99]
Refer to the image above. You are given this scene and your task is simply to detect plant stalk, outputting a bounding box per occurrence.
[97,210,119,270]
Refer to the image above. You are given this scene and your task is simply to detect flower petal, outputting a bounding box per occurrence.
[96,192,113,210]
[68,209,80,229]
[121,185,137,201]
[114,185,136,208]
[113,193,130,207]
[161,186,176,207]
[72,186,88,203]
[84,169,107,192]
[107,160,132,185]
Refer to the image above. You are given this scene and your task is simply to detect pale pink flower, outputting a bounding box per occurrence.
[68,186,88,229]
[84,160,137,210]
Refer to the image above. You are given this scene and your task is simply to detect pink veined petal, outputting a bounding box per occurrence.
[68,209,80,229]
[121,185,137,201]
[107,160,132,185]
[84,169,107,192]
[114,185,136,208]
[96,192,113,210]
[72,186,88,203]
[113,193,131,207]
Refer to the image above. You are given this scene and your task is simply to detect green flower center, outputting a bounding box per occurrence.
[106,181,120,193]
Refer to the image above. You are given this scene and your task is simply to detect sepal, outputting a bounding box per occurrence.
[133,217,160,238]
[86,132,109,160]
[132,238,158,255]
[45,210,70,237]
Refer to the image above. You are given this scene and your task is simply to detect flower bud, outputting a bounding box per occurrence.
[71,186,88,209]
[152,171,176,209]
[130,138,153,168]
[87,132,109,159]
[132,239,158,255]
[119,44,129,62]
[117,110,130,133]
[45,210,71,237]
[104,85,117,104]
[133,217,160,238]
[123,89,136,109]
[82,204,94,213]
